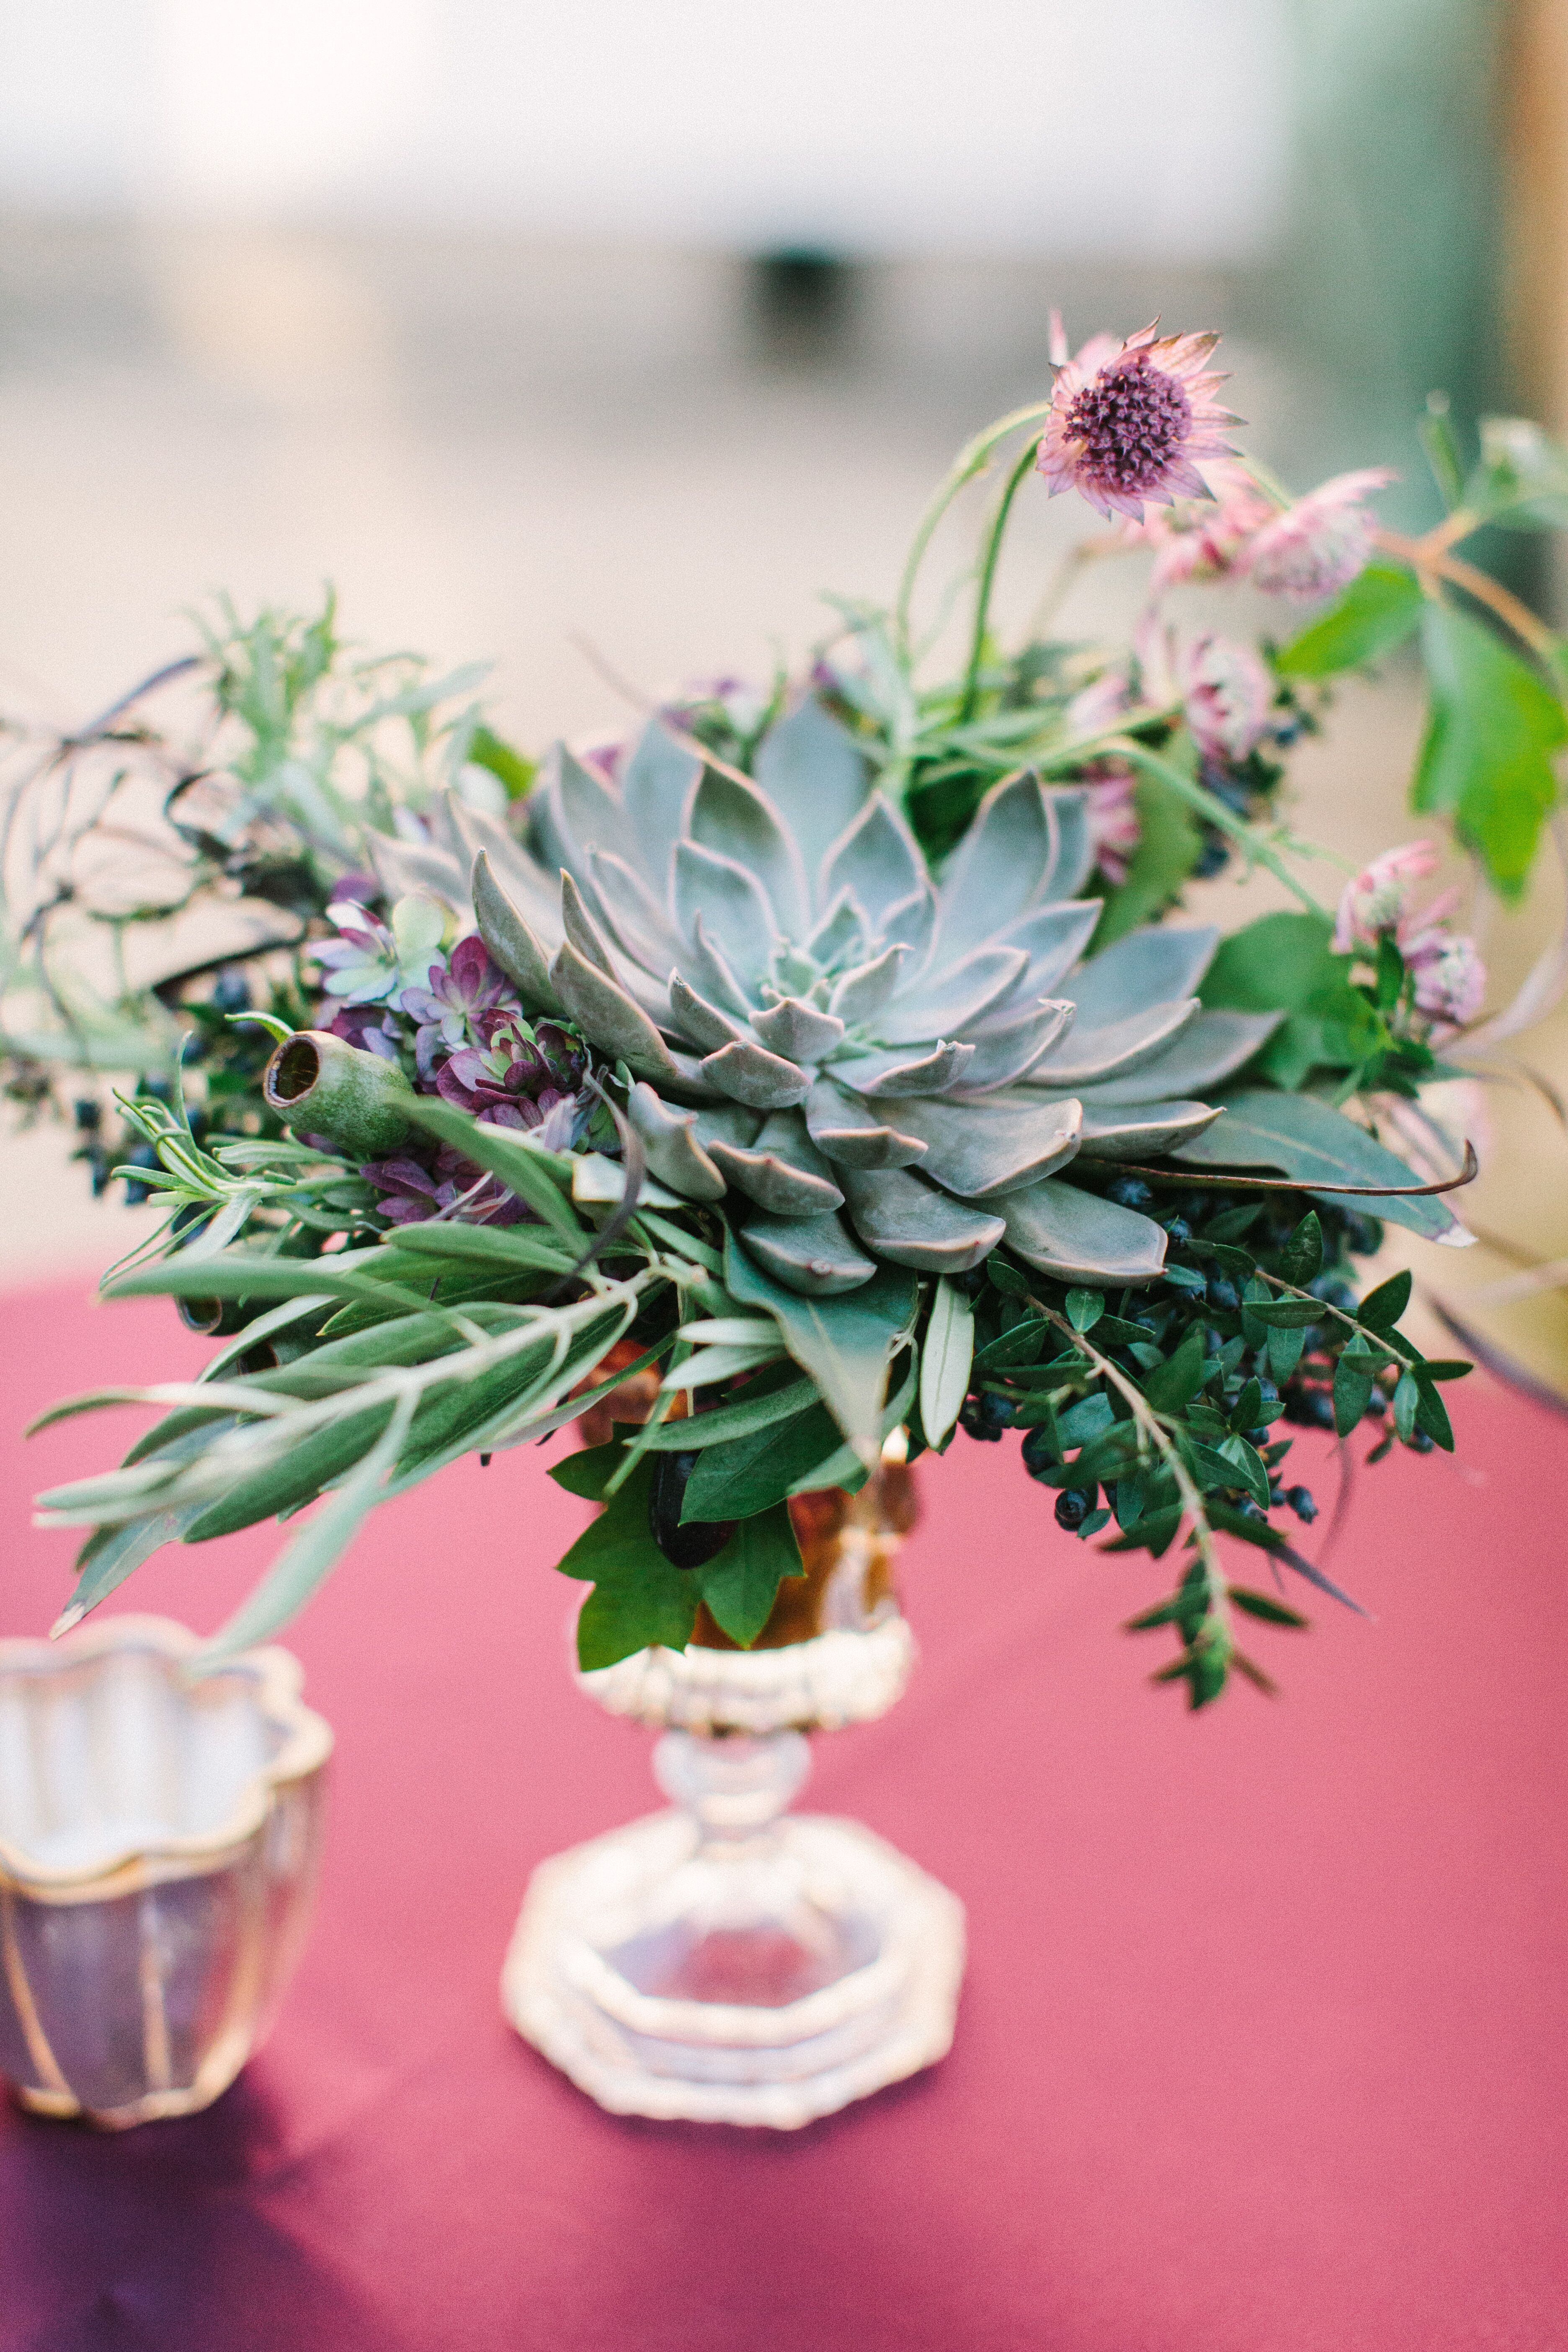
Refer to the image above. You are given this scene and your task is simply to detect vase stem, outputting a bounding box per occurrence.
[651,1728,811,1842]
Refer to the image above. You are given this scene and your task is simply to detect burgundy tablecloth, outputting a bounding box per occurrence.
[2,1279,1565,2351]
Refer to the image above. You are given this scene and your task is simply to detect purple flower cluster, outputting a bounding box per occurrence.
[398,935,517,1079]
[314,910,595,1227]
[433,1015,587,1145]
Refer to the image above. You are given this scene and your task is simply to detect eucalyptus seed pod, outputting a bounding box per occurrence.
[175,1296,254,1337]
[647,1451,735,1569]
[263,1031,416,1160]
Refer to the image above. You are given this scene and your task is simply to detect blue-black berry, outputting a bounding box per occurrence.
[211,966,252,1014]
[1285,1485,1318,1523]
[120,1139,159,1207]
[1106,1175,1154,1210]
[647,1452,735,1568]
[1054,1487,1095,1531]
[1021,1426,1057,1480]
[960,1393,1014,1442]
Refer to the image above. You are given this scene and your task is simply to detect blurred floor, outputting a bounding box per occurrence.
[1,221,1565,1394]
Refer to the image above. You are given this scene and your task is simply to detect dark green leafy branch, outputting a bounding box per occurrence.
[928,1197,1468,1708]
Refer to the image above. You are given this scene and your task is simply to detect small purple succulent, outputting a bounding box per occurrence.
[358,1150,531,1228]
[398,934,518,1078]
[325,1002,403,1061]
[434,1018,585,1118]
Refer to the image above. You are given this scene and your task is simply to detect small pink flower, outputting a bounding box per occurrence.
[1403,927,1486,1028]
[1065,667,1134,739]
[1083,770,1141,885]
[1139,461,1274,589]
[1174,634,1274,764]
[1333,841,1486,1029]
[1037,317,1240,522]
[1132,614,1272,763]
[1332,841,1440,953]
[1240,469,1395,601]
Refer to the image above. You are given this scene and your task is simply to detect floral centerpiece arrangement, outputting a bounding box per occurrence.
[12,316,1564,1711]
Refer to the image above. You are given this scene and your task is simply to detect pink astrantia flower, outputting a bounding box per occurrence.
[1332,841,1441,953]
[1333,841,1485,1032]
[1037,317,1240,522]
[1059,670,1143,883]
[1240,468,1395,601]
[1402,927,1487,1028]
[1064,665,1134,740]
[1138,461,1275,590]
[1179,634,1273,762]
[1083,771,1142,885]
[1136,614,1272,763]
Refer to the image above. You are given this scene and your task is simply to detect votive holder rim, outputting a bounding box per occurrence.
[0,1612,333,1897]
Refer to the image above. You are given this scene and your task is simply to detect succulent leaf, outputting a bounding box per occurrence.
[1083,1008,1281,1103]
[819,793,926,927]
[1073,1098,1223,1158]
[1002,1179,1170,1282]
[558,872,618,978]
[841,1166,1006,1273]
[619,722,702,884]
[877,1093,1083,1198]
[473,850,563,1014]
[737,1209,878,1296]
[709,1112,846,1215]
[750,997,846,1061]
[1028,998,1199,1086]
[804,1080,929,1170]
[549,942,688,1085]
[953,1001,1073,1089]
[699,1038,814,1109]
[674,841,776,989]
[879,945,1027,1043]
[935,772,1059,958]
[669,970,747,1050]
[750,696,868,876]
[690,768,810,938]
[626,1082,727,1201]
[1065,923,1218,1026]
[826,944,908,1026]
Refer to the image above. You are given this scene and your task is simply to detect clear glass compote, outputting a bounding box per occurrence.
[503,1449,965,2128]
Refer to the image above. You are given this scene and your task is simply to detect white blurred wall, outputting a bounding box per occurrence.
[0,0,1289,258]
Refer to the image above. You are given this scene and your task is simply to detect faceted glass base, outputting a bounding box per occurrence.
[502,1730,965,2129]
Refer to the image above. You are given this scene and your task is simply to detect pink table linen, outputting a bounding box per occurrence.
[2,1279,1565,2351]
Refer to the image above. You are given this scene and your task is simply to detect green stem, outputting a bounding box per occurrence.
[957,438,1042,723]
[1254,1269,1417,1368]
[893,397,1055,662]
[1070,737,1329,917]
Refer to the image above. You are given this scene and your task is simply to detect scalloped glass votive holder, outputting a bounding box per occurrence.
[0,1614,331,2129]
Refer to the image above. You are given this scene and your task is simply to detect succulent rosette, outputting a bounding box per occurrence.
[386,701,1277,1296]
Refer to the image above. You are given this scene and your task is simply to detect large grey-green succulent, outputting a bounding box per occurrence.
[379,700,1276,1295]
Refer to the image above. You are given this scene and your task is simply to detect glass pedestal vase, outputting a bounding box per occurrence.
[502,1470,965,2128]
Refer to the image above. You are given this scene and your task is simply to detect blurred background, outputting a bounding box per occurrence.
[1,0,1565,1385]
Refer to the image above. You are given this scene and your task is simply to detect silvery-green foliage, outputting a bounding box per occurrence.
[420,701,1279,1294]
